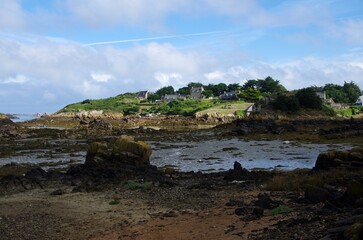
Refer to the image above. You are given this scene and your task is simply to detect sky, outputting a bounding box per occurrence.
[1,0,363,113]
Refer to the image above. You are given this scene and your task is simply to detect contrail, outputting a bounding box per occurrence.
[85,31,225,46]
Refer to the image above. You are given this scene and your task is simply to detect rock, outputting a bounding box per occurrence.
[345,179,363,205]
[24,168,48,180]
[314,148,363,171]
[305,186,330,203]
[50,189,64,195]
[112,136,152,167]
[254,193,276,209]
[224,161,250,181]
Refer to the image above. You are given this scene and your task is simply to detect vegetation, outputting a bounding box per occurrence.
[270,206,293,216]
[125,180,153,190]
[58,76,361,118]
[324,81,361,104]
[61,93,138,114]
[265,169,363,191]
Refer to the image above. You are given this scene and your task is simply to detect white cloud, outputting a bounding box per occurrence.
[0,0,26,30]
[65,0,186,29]
[0,74,28,84]
[91,72,114,83]
[154,72,183,88]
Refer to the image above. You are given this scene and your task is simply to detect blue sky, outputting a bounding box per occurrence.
[1,0,363,113]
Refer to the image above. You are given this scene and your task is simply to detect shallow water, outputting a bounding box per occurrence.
[0,135,351,172]
[148,138,350,172]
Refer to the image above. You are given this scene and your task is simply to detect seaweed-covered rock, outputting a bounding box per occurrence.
[314,148,363,171]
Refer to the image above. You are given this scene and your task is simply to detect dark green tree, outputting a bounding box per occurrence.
[176,86,190,95]
[238,88,262,101]
[343,81,361,104]
[210,83,227,96]
[156,86,175,96]
[147,93,161,102]
[227,83,241,91]
[187,82,203,88]
[272,94,300,111]
[323,83,347,103]
[202,89,213,98]
[296,87,322,109]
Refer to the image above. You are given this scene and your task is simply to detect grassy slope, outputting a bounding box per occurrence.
[196,102,253,115]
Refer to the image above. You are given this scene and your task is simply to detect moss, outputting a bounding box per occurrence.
[125,180,152,190]
[270,205,293,216]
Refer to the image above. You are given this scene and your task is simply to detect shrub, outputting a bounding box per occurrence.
[270,205,293,216]
[296,87,323,109]
[125,180,152,190]
[272,94,300,111]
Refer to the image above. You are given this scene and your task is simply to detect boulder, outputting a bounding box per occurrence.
[314,148,363,171]
[84,135,152,171]
[112,136,152,167]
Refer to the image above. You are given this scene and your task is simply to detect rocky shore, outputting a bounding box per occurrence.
[0,116,363,239]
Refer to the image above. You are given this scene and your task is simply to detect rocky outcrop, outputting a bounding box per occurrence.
[68,135,156,184]
[314,148,363,171]
[195,112,238,123]
[0,135,158,194]
[0,119,18,138]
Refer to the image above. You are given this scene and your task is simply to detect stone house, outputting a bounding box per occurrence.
[190,87,204,100]
[136,91,149,100]
[220,91,239,100]
[163,94,186,103]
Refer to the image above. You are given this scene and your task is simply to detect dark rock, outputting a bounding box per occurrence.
[224,161,250,181]
[50,189,64,195]
[305,186,330,203]
[252,207,264,217]
[254,193,276,209]
[25,168,48,180]
[225,198,244,207]
[314,148,363,171]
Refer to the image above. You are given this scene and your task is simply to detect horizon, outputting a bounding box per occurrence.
[1,0,363,113]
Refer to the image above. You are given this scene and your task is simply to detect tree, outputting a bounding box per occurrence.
[210,83,227,96]
[343,81,361,104]
[147,93,161,102]
[323,83,347,103]
[176,87,190,95]
[242,77,286,95]
[202,89,213,98]
[272,94,300,111]
[227,83,241,92]
[156,86,174,96]
[187,82,203,88]
[238,88,262,101]
[296,87,322,109]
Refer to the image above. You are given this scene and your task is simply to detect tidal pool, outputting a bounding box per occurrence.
[0,136,351,172]
[149,138,350,172]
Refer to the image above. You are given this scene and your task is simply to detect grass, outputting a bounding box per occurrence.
[265,168,363,192]
[270,206,293,216]
[60,93,138,114]
[125,180,153,190]
[195,102,253,116]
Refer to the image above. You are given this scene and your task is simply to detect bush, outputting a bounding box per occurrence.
[272,95,300,111]
[125,180,152,190]
[296,88,323,109]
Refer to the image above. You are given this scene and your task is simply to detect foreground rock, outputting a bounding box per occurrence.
[0,135,160,194]
[314,147,363,171]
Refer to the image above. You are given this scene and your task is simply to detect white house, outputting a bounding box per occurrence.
[355,96,363,106]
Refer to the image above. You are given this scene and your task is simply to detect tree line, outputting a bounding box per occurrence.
[148,77,362,112]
